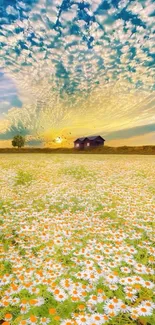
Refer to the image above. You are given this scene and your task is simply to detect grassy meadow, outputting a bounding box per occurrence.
[0,154,155,325]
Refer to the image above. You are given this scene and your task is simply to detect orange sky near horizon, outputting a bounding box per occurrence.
[0,130,155,149]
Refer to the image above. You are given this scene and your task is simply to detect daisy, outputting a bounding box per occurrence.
[127,247,137,254]
[102,315,110,323]
[120,266,131,273]
[104,301,120,315]
[49,308,56,315]
[90,314,104,325]
[29,299,38,306]
[143,280,154,289]
[28,315,38,325]
[97,294,108,303]
[11,297,20,305]
[20,299,29,308]
[21,306,30,314]
[29,287,40,295]
[105,273,119,284]
[119,278,126,285]
[132,276,143,284]
[35,297,45,306]
[88,295,98,304]
[137,304,153,317]
[119,303,129,313]
[125,277,134,285]
[4,314,12,322]
[40,317,51,325]
[124,257,135,265]
[55,291,68,302]
[130,307,139,321]
[77,305,86,311]
[145,267,154,275]
[125,292,137,302]
[19,320,27,325]
[76,314,89,325]
[141,300,155,309]
[0,298,11,308]
[124,286,137,295]
[108,284,118,291]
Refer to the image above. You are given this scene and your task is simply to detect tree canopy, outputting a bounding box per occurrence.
[12,135,25,148]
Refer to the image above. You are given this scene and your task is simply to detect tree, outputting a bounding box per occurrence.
[12,135,25,148]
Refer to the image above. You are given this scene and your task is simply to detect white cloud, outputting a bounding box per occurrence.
[60,8,77,23]
[127,0,155,25]
[96,14,108,26]
[16,1,27,10]
[127,2,143,15]
[90,0,102,12]
[6,5,19,16]
[118,0,130,10]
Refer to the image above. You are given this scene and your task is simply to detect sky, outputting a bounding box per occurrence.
[0,0,155,147]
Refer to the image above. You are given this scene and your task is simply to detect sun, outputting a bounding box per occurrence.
[55,137,62,144]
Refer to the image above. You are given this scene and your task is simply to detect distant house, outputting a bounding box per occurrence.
[74,136,105,149]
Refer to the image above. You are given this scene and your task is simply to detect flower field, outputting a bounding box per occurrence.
[0,154,155,325]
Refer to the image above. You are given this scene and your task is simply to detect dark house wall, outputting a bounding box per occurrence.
[84,139,104,148]
[74,141,84,149]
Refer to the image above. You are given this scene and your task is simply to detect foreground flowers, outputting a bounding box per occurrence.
[0,154,155,325]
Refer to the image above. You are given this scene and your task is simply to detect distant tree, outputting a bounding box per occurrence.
[12,135,25,148]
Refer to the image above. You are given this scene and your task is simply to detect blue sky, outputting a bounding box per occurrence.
[0,71,22,116]
[0,0,155,146]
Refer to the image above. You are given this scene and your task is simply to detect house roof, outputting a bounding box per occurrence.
[74,137,86,142]
[74,136,105,142]
[87,136,105,141]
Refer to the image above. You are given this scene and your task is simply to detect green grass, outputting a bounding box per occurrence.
[15,170,33,185]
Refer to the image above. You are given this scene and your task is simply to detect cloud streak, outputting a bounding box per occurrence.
[105,123,155,140]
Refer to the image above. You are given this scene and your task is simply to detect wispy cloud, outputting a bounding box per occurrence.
[105,123,155,140]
